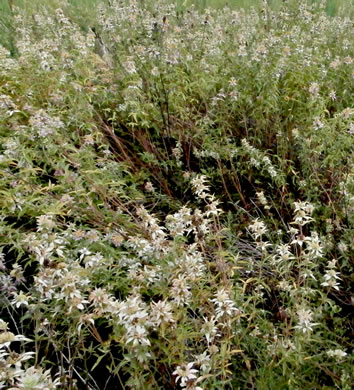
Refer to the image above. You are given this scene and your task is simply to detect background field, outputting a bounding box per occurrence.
[1,0,354,55]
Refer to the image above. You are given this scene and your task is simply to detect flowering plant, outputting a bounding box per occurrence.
[0,0,353,388]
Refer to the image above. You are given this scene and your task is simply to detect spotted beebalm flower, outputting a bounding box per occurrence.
[117,295,149,325]
[29,109,64,137]
[144,181,154,192]
[348,122,354,135]
[321,259,342,290]
[329,90,336,101]
[14,366,60,389]
[173,362,198,387]
[165,206,193,236]
[201,316,219,344]
[292,201,314,226]
[309,82,320,97]
[125,324,151,347]
[256,240,272,252]
[150,299,175,327]
[0,319,8,331]
[304,232,323,258]
[294,308,318,333]
[313,117,324,130]
[327,349,347,360]
[110,232,124,247]
[275,244,295,262]
[170,274,192,306]
[191,175,211,200]
[205,198,222,217]
[172,142,183,160]
[256,191,270,209]
[11,291,30,308]
[36,215,56,231]
[0,331,31,348]
[248,218,267,240]
[0,331,17,348]
[210,288,239,319]
[194,351,211,373]
[341,107,353,119]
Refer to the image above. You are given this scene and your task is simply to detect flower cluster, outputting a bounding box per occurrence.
[294,308,318,334]
[173,362,204,390]
[321,259,342,291]
[292,201,314,226]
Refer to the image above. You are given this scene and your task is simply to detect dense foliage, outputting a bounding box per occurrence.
[0,0,353,388]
